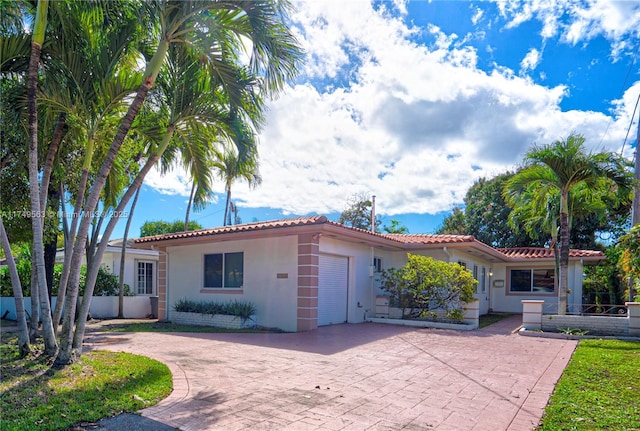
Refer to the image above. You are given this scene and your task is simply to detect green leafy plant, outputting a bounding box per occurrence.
[173,299,257,322]
[378,254,477,321]
[558,327,589,336]
[1,264,132,297]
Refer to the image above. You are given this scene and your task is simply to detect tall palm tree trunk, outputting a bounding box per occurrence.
[558,192,570,315]
[223,187,232,226]
[118,184,141,318]
[0,219,30,356]
[185,181,196,231]
[70,126,175,355]
[57,40,170,364]
[27,0,57,356]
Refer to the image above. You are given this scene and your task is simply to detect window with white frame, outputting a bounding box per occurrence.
[481,267,486,292]
[204,252,244,288]
[136,261,154,295]
[509,268,555,293]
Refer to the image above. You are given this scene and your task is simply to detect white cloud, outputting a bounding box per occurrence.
[149,1,639,219]
[520,47,541,73]
[496,0,640,58]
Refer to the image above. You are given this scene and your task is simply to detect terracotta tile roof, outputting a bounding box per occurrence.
[135,216,328,243]
[134,216,604,262]
[382,233,476,244]
[497,247,604,259]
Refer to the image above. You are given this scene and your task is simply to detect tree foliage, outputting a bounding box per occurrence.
[383,219,409,234]
[0,262,130,297]
[1,0,303,364]
[338,193,381,232]
[140,220,203,237]
[583,245,626,306]
[436,206,466,235]
[378,254,476,321]
[436,173,544,247]
[505,133,633,314]
[618,224,640,300]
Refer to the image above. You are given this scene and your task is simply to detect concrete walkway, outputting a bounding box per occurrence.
[87,317,576,431]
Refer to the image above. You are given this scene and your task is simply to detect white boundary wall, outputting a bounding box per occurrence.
[1,296,152,320]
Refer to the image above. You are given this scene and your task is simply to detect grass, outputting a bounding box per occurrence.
[478,313,513,328]
[0,333,173,431]
[539,339,640,430]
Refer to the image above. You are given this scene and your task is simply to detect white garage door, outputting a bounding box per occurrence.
[318,254,348,326]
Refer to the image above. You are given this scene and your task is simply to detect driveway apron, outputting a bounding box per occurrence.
[87,318,576,431]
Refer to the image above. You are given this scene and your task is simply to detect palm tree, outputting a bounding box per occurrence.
[505,133,632,314]
[26,0,58,356]
[213,145,262,226]
[0,218,30,357]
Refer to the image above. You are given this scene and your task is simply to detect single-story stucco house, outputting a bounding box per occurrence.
[133,216,603,332]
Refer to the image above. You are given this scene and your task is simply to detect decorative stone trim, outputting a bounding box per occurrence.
[172,311,256,329]
[297,233,319,332]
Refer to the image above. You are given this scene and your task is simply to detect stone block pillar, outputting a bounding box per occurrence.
[626,302,640,337]
[463,299,479,329]
[522,300,544,330]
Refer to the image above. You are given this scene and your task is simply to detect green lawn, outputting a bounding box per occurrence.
[0,333,172,431]
[478,313,513,328]
[539,339,640,430]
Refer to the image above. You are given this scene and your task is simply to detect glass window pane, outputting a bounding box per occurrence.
[533,269,555,293]
[224,252,243,288]
[145,262,153,294]
[137,262,145,295]
[510,269,532,292]
[204,254,223,288]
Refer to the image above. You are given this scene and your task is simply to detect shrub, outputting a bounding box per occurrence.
[1,264,132,297]
[174,299,257,322]
[379,253,477,321]
[92,266,133,296]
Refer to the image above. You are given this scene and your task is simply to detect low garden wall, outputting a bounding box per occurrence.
[541,315,628,336]
[521,300,640,337]
[1,296,153,320]
[369,297,479,330]
[172,311,256,329]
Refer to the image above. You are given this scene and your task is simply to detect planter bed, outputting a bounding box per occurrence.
[172,311,256,330]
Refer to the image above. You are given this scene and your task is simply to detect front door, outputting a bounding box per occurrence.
[477,266,490,315]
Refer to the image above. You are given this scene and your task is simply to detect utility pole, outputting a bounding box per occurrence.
[631,109,640,301]
[371,195,376,233]
[633,117,640,226]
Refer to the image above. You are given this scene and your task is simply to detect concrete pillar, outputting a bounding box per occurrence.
[463,300,479,329]
[626,302,640,337]
[522,300,544,330]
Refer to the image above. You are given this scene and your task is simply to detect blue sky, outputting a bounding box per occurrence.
[115,0,640,239]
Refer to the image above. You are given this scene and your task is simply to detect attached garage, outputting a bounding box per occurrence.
[318,254,348,326]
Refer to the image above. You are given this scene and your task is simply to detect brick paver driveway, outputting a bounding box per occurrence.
[88,318,576,431]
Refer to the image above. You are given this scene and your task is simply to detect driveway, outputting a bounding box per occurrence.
[87,317,576,431]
